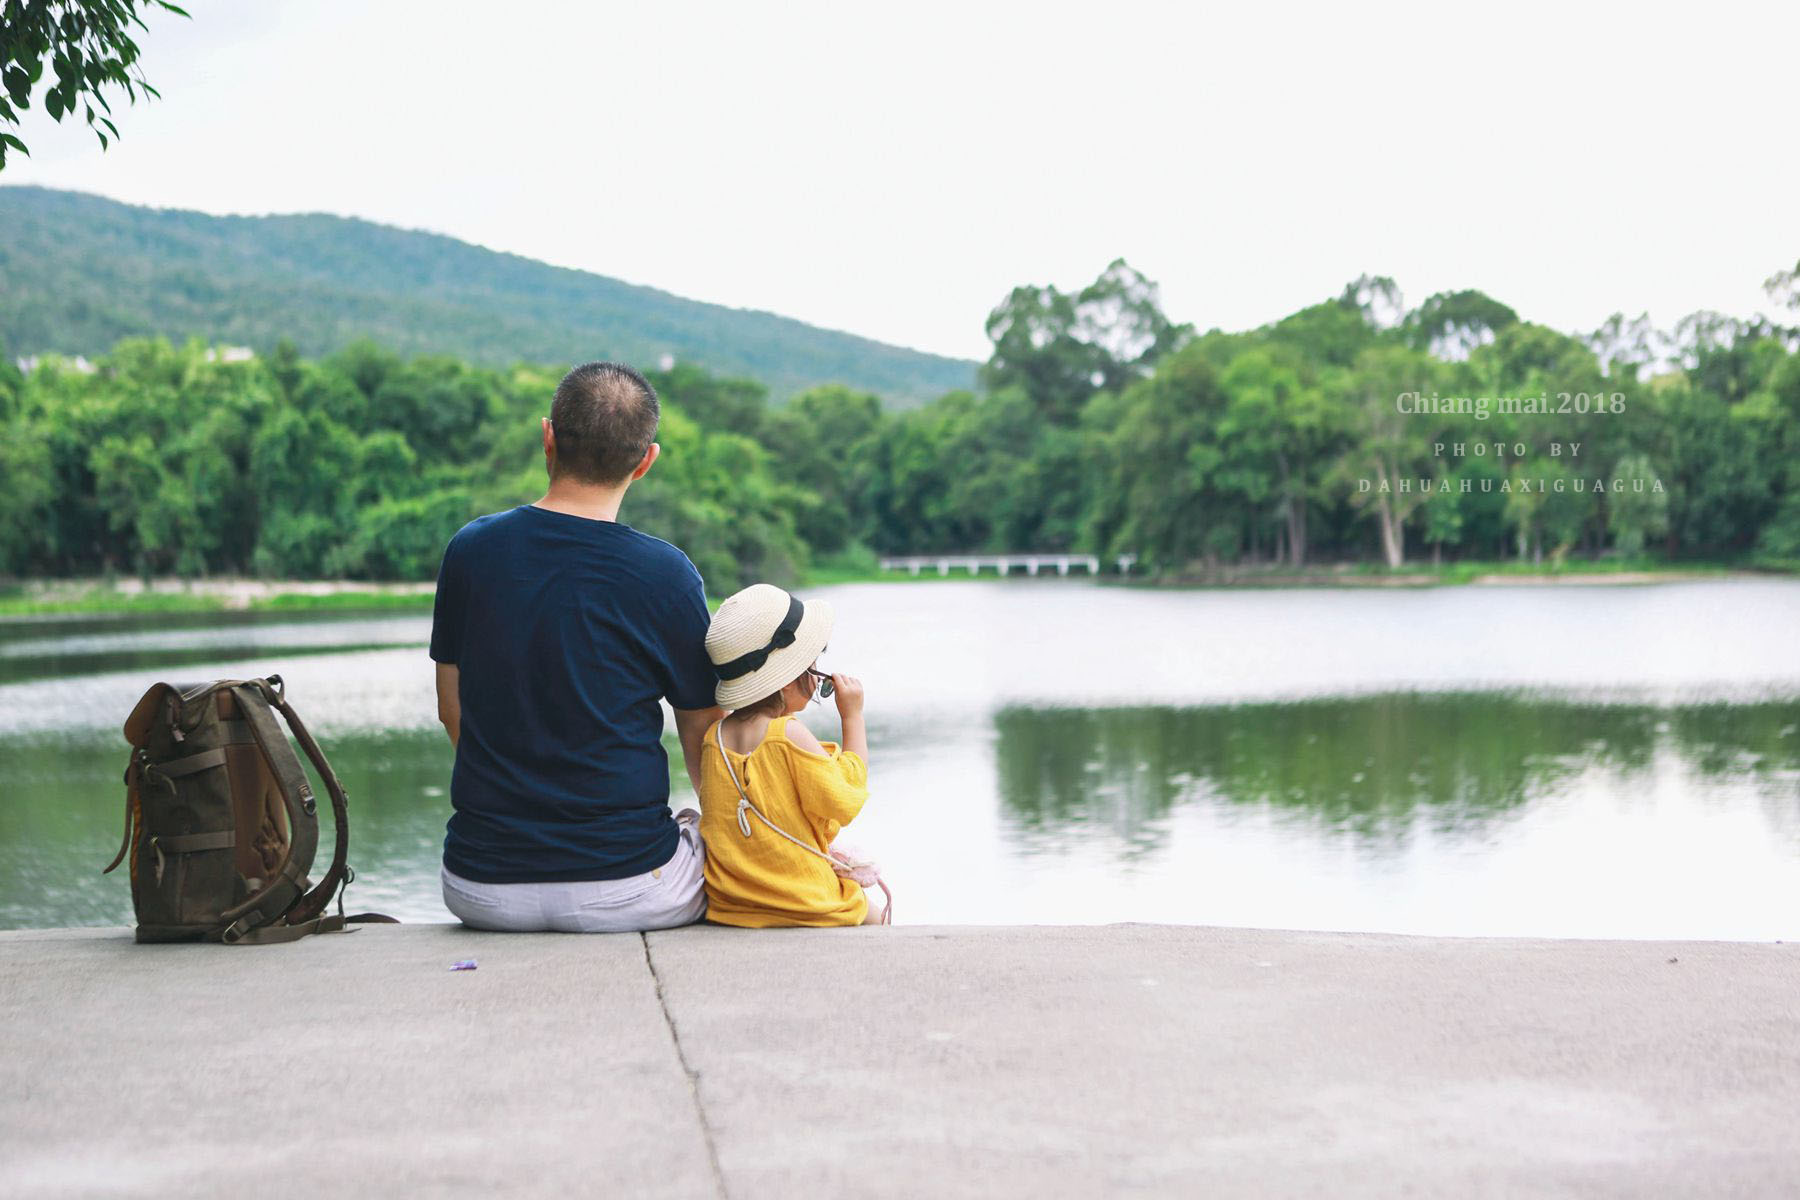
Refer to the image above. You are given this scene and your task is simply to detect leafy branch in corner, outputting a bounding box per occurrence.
[0,0,188,170]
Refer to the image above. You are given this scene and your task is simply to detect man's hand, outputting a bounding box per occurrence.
[672,705,725,797]
[435,662,461,748]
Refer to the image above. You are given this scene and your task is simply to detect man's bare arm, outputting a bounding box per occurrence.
[435,662,461,748]
[672,705,725,796]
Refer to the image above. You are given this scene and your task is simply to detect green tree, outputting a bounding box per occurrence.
[1419,484,1463,565]
[1218,348,1342,565]
[759,384,886,554]
[1745,350,1800,562]
[1082,345,1232,571]
[1403,290,1519,360]
[625,405,808,592]
[0,0,187,168]
[87,432,163,577]
[0,410,53,572]
[1606,455,1668,557]
[1647,378,1772,557]
[367,357,499,465]
[1329,346,1447,567]
[650,363,770,440]
[982,259,1188,426]
[248,406,363,576]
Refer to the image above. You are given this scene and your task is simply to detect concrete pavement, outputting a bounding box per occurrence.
[2,922,1796,1198]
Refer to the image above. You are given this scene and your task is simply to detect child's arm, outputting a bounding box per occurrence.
[784,701,870,829]
[831,674,867,762]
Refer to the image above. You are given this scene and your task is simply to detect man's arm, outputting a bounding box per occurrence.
[436,662,461,748]
[672,705,725,796]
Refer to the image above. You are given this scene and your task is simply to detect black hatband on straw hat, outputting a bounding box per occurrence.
[712,594,804,681]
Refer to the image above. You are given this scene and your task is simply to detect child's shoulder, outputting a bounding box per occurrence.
[775,715,828,757]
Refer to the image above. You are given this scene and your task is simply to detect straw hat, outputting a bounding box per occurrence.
[705,583,834,709]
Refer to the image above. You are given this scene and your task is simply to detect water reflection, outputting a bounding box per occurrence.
[0,610,429,685]
[0,641,425,686]
[995,695,1800,852]
[0,726,456,928]
[0,723,696,928]
[4,582,1800,936]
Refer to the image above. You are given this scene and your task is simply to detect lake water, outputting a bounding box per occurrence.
[2,579,1797,938]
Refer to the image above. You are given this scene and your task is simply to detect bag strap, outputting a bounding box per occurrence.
[211,680,320,936]
[103,750,147,876]
[713,719,838,862]
[213,676,355,939]
[257,678,354,927]
[222,911,399,946]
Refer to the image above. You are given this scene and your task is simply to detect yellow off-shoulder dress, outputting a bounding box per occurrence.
[698,715,870,927]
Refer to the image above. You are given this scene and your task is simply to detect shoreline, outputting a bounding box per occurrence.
[0,562,1786,618]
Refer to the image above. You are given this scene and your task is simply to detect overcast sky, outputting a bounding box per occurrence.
[6,0,1796,361]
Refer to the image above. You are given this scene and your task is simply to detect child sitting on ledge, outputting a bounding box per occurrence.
[697,583,889,927]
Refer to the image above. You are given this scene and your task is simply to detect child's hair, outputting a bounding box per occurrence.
[735,672,805,718]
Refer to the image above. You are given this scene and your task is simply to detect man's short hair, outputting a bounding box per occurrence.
[549,362,661,484]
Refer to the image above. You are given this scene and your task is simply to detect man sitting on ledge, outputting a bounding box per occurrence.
[429,361,724,932]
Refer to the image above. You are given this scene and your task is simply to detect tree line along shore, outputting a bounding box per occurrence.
[3,261,1798,599]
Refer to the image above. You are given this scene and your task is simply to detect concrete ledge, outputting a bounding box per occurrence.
[3,923,1797,1198]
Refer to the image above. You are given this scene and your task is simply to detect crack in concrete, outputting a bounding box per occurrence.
[640,931,729,1200]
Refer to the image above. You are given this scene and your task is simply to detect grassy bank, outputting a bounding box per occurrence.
[0,582,438,618]
[1147,557,1778,588]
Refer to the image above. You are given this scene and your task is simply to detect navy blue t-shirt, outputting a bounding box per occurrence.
[428,505,717,884]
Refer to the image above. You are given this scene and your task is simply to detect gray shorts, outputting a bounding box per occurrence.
[440,809,706,933]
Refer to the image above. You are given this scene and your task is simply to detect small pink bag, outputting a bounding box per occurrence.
[824,841,891,923]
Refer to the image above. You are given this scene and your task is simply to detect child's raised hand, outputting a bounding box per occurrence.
[831,674,864,721]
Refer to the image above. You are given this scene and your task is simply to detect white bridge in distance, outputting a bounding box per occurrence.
[876,553,1138,577]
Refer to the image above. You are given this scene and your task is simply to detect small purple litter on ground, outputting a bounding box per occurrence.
[450,959,478,971]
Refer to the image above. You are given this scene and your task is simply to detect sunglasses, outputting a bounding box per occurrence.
[805,667,835,699]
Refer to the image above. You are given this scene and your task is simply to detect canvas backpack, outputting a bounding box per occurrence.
[103,674,394,944]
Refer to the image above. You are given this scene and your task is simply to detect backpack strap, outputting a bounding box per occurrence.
[212,676,365,942]
[222,911,398,946]
[255,677,353,928]
[209,680,320,942]
[103,750,148,877]
[221,676,396,943]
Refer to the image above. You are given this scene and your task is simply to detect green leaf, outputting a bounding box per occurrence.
[45,90,64,120]
[0,132,29,154]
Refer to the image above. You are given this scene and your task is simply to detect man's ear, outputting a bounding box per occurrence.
[542,417,556,473]
[629,442,660,481]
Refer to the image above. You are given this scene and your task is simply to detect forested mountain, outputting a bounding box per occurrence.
[0,186,975,404]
